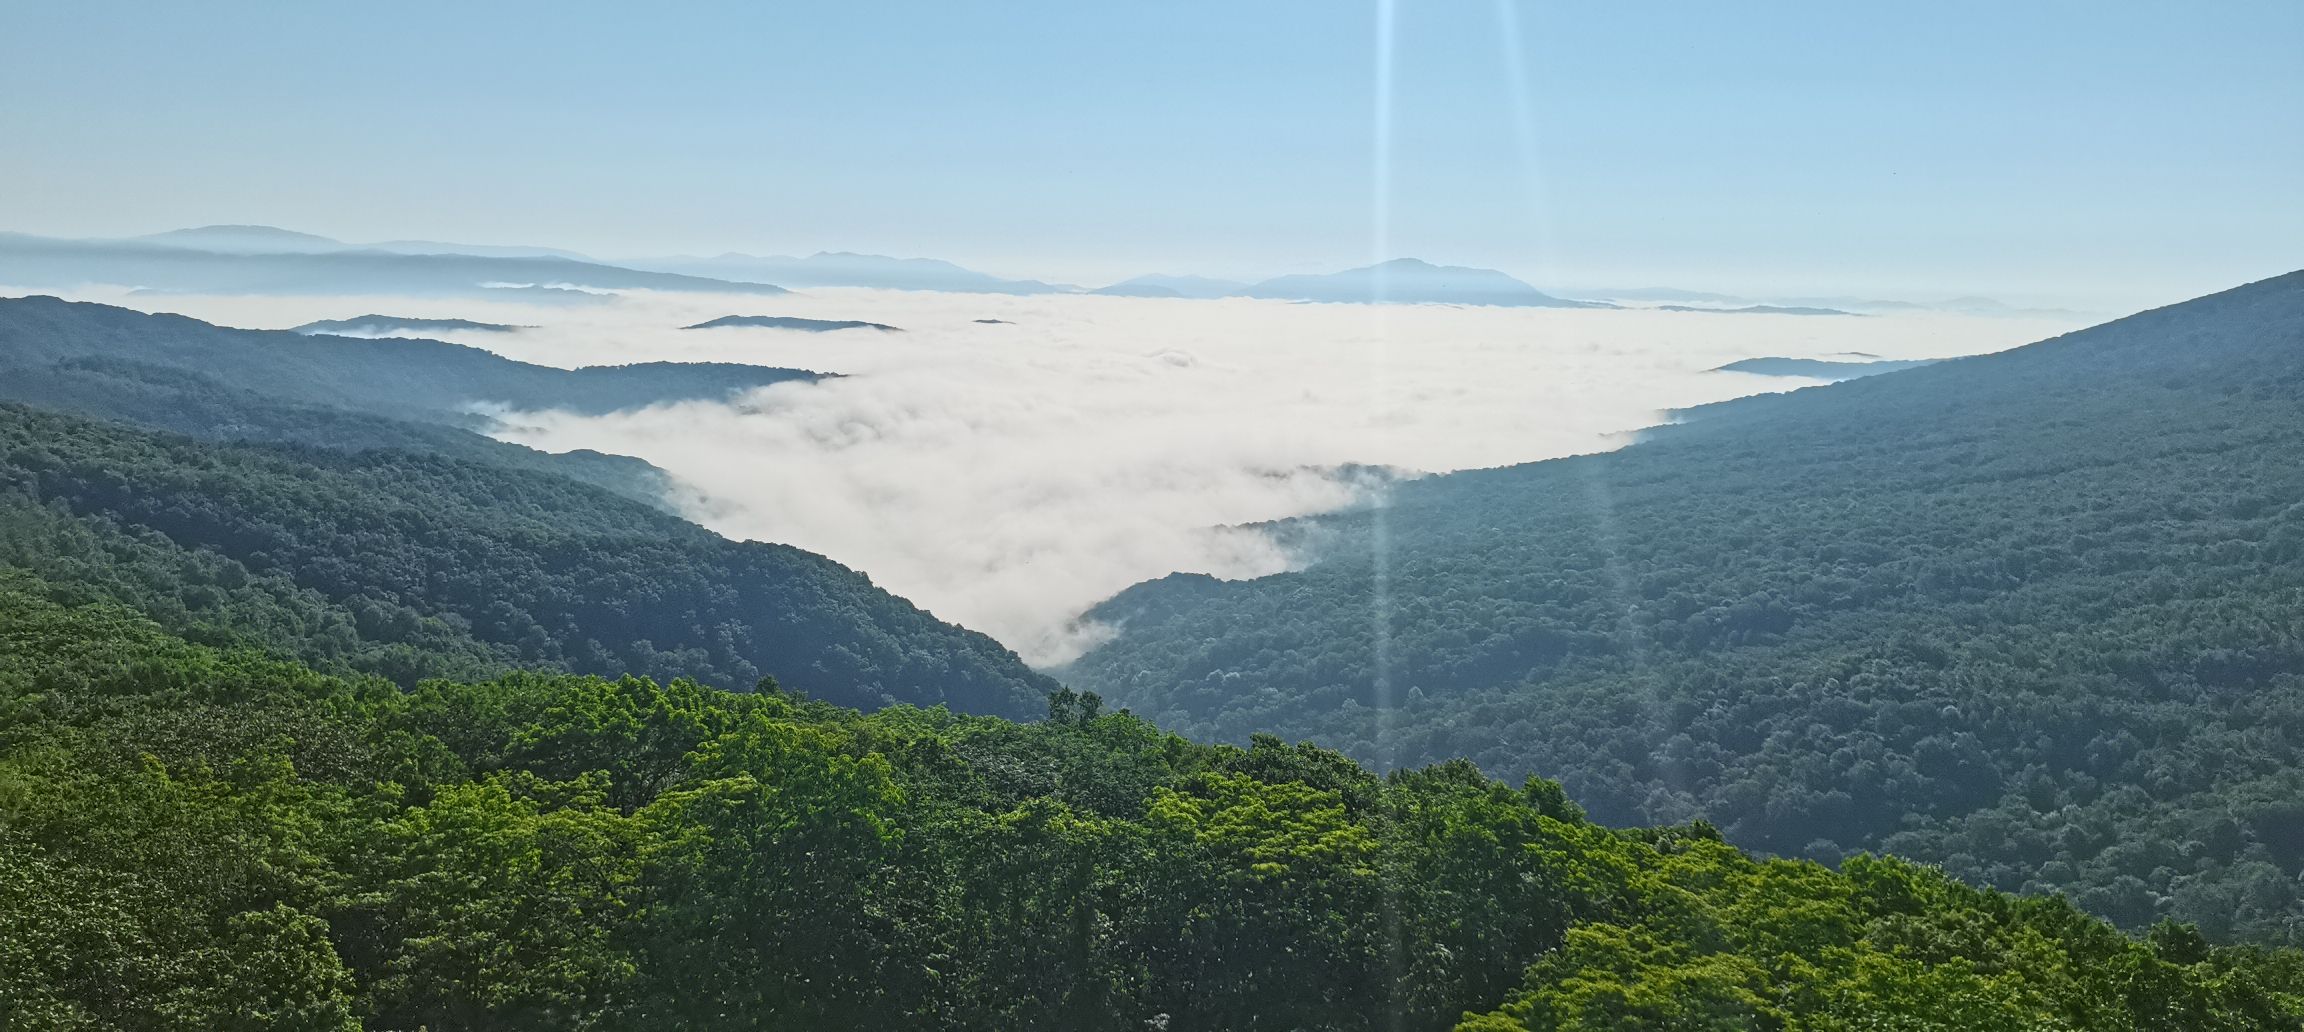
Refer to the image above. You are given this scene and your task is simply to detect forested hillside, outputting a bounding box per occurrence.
[0,355,677,505]
[0,297,830,505]
[1066,271,2304,941]
[0,296,1058,716]
[0,296,823,424]
[0,403,1053,717]
[5,579,2297,1030]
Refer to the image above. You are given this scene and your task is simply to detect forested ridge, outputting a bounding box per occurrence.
[0,295,823,424]
[0,296,829,505]
[1066,270,2304,942]
[4,579,2299,1030]
[0,403,1054,717]
[0,297,1056,717]
[0,356,678,505]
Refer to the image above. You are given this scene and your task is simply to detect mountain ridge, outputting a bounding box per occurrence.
[683,314,902,332]
[629,250,1069,295]
[0,230,791,298]
[294,314,527,335]
[1238,258,1615,308]
[1091,273,1251,299]
[1064,269,2304,940]
[0,295,826,423]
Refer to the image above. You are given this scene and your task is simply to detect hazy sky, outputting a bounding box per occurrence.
[4,1,2298,306]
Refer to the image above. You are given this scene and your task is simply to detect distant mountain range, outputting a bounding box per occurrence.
[0,224,2092,317]
[0,229,788,298]
[132,224,348,254]
[3,224,1627,310]
[133,224,597,261]
[294,315,527,335]
[1236,258,1615,308]
[630,251,1070,295]
[1088,264,1614,306]
[683,315,902,332]
[1091,274,1251,299]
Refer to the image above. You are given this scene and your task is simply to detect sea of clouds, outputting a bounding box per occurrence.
[62,286,2082,664]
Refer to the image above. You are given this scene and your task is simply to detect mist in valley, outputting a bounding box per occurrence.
[51,284,2082,663]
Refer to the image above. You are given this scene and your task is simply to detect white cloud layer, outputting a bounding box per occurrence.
[48,286,2082,664]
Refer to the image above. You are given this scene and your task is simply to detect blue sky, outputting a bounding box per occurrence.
[2,1,2297,306]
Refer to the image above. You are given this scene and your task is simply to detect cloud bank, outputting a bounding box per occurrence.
[49,285,2080,664]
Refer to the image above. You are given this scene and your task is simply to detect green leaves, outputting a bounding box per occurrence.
[349,776,639,1031]
[1150,771,1377,880]
[2,590,2300,1030]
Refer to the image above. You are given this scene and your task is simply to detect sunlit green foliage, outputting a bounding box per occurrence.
[3,580,2297,1030]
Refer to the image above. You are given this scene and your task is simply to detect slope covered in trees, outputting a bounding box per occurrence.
[0,355,678,505]
[4,580,2297,1030]
[0,295,1060,717]
[1065,270,2304,942]
[0,403,1054,716]
[0,296,824,425]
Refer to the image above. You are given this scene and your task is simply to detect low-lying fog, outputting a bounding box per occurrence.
[59,287,2083,664]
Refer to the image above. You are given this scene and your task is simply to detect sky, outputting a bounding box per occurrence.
[3,1,2299,307]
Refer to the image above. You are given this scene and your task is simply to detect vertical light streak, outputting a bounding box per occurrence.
[1369,4,1406,1028]
[1368,0,1398,748]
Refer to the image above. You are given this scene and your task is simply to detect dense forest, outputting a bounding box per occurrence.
[0,356,678,505]
[0,298,1056,718]
[5,578,2299,1030]
[1066,270,2304,942]
[0,403,1053,717]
